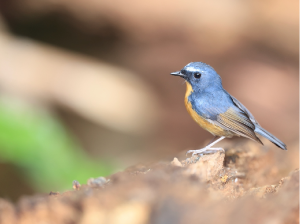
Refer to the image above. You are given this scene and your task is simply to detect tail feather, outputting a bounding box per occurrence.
[255,126,287,150]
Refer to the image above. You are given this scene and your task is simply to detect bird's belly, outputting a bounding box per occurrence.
[185,98,231,137]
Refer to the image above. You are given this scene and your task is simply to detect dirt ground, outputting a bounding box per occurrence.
[0,141,298,224]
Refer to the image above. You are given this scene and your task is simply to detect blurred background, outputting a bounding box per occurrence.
[0,0,298,201]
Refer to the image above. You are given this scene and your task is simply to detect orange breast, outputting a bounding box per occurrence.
[184,82,230,137]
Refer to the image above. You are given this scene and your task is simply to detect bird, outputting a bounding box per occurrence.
[170,62,287,155]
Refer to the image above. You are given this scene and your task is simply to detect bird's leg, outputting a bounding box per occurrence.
[192,136,218,154]
[207,136,217,145]
[186,136,225,156]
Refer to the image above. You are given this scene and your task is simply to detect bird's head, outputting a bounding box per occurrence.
[171,62,222,92]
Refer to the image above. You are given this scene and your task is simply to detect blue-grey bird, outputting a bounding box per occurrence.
[171,62,287,155]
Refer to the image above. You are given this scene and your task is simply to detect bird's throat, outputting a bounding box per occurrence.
[185,81,193,99]
[184,81,193,111]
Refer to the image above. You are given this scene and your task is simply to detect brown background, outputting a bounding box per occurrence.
[0,0,298,200]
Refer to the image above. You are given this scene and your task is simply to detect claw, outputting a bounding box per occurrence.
[185,136,226,157]
[209,147,224,152]
[185,147,224,157]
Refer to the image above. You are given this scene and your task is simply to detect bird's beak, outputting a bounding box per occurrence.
[170,71,185,78]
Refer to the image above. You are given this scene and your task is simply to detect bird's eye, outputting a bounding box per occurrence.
[194,73,201,79]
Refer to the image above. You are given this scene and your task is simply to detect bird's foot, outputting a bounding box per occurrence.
[186,147,224,156]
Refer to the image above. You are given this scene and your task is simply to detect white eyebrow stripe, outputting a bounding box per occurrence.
[185,67,202,72]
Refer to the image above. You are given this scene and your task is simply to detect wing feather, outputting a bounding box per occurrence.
[214,107,263,144]
[229,95,260,126]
